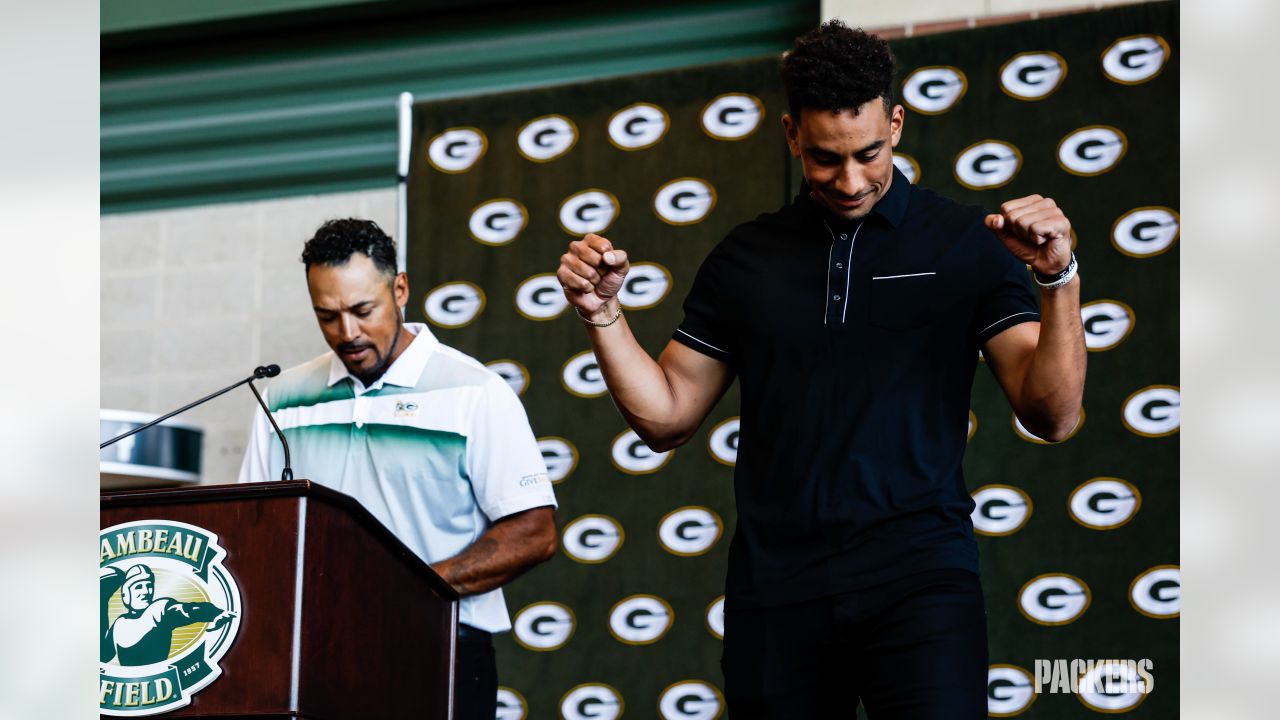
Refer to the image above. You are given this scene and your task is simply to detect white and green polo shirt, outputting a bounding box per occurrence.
[238,323,556,633]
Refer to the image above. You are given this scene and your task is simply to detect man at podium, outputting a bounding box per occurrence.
[239,219,558,720]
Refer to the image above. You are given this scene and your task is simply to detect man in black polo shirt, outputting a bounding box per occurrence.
[556,21,1085,718]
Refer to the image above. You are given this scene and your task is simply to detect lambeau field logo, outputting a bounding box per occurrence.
[100,520,242,716]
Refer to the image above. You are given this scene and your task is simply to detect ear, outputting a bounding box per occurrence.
[393,272,409,309]
[781,113,802,158]
[889,104,905,148]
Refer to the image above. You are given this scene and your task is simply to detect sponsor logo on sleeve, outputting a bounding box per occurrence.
[468,199,528,246]
[561,514,624,564]
[426,127,487,173]
[1112,206,1179,257]
[511,602,575,651]
[516,114,578,162]
[971,485,1033,536]
[608,102,669,150]
[611,429,674,474]
[902,66,968,115]
[1101,35,1171,85]
[1018,573,1091,626]
[1069,477,1142,530]
[999,51,1067,101]
[701,93,763,140]
[423,281,485,329]
[608,595,674,645]
[1122,385,1179,437]
[954,140,1021,190]
[1057,125,1127,176]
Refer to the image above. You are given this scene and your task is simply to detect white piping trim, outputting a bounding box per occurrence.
[872,272,936,280]
[676,329,729,355]
[841,222,862,323]
[979,311,1039,336]
[823,228,835,325]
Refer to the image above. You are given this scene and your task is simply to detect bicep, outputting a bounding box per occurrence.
[657,340,735,433]
[982,321,1040,411]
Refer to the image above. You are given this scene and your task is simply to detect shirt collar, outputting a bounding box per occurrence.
[796,164,913,230]
[326,322,438,393]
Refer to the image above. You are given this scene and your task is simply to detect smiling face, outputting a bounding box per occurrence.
[783,98,905,221]
[306,253,412,386]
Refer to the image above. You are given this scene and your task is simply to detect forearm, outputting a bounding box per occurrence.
[432,507,557,597]
[1019,276,1087,438]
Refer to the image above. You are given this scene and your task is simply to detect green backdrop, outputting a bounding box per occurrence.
[406,2,1177,717]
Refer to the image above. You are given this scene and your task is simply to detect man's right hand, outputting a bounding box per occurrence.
[558,233,630,322]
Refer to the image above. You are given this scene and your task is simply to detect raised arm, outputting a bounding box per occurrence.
[558,233,735,452]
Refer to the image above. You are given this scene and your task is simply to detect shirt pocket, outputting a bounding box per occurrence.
[868,272,938,330]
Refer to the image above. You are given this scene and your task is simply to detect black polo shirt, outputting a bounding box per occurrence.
[673,166,1040,609]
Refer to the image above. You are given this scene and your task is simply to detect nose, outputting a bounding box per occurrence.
[339,314,360,342]
[834,161,865,198]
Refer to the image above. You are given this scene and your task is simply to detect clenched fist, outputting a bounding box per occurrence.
[558,233,631,320]
[985,195,1073,278]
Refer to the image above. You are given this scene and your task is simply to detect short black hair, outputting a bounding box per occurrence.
[780,20,897,120]
[301,218,398,279]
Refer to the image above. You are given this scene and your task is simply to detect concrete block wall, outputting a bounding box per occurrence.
[101,188,398,485]
[822,0,1156,36]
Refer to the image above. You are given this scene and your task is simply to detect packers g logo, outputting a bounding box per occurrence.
[902,66,967,115]
[1081,300,1135,351]
[659,680,725,720]
[516,114,578,162]
[486,359,529,396]
[608,102,669,150]
[561,683,623,720]
[1069,477,1141,530]
[1122,385,1180,437]
[705,596,725,639]
[100,521,242,717]
[538,436,579,483]
[892,153,920,184]
[559,189,620,236]
[1102,34,1171,85]
[426,127,486,173]
[987,665,1036,717]
[561,514,623,564]
[496,687,527,720]
[1018,573,1091,626]
[1057,126,1127,176]
[1112,206,1179,257]
[511,602,575,651]
[658,506,722,556]
[561,350,608,398]
[701,93,763,140]
[954,140,1021,190]
[515,273,570,320]
[999,51,1067,101]
[608,595,674,645]
[618,263,673,310]
[1013,408,1084,444]
[1077,661,1151,712]
[1130,565,1180,618]
[967,410,977,442]
[423,281,485,328]
[708,416,739,466]
[653,178,716,226]
[970,485,1033,537]
[611,429,674,474]
[469,199,527,246]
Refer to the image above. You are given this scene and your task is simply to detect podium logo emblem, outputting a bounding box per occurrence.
[100,520,242,716]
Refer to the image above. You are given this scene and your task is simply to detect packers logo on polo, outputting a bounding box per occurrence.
[1112,206,1179,257]
[100,520,242,717]
[559,189,620,236]
[987,665,1036,717]
[999,51,1067,101]
[654,178,716,226]
[515,273,570,320]
[1057,126,1127,176]
[562,514,624,564]
[516,114,578,162]
[511,602,575,651]
[1077,661,1151,712]
[902,66,967,115]
[486,359,530,396]
[608,102,669,150]
[1102,34,1171,85]
[608,595,674,645]
[496,686,528,720]
[561,683,623,720]
[954,140,1021,190]
[423,281,484,328]
[892,153,920,184]
[658,506,722,556]
[426,127,486,173]
[1081,300,1135,351]
[1018,573,1091,626]
[538,436,579,483]
[469,199,527,246]
[618,263,673,310]
[708,416,739,466]
[971,485,1033,536]
[701,93,763,140]
[705,596,725,639]
[1130,565,1180,618]
[967,410,977,442]
[659,680,725,720]
[561,350,608,398]
[1013,408,1084,444]
[611,428,674,474]
[1122,385,1180,437]
[1069,477,1142,530]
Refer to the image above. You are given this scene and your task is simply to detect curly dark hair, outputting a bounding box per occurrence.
[780,20,896,120]
[301,218,398,279]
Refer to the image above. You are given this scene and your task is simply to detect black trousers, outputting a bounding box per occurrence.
[454,627,498,720]
[721,568,988,719]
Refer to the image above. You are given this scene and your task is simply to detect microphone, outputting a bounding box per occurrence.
[101,363,295,481]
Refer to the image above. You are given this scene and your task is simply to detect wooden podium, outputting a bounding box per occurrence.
[100,481,459,719]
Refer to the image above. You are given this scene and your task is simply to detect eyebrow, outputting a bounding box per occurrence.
[807,139,887,157]
[313,300,375,314]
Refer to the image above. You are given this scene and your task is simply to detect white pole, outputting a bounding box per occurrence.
[396,91,413,273]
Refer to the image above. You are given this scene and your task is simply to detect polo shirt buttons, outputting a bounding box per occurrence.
[833,294,842,301]
[840,234,848,240]
[836,262,843,269]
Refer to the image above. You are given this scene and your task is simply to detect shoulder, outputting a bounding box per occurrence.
[419,342,507,394]
[907,183,989,232]
[267,354,337,411]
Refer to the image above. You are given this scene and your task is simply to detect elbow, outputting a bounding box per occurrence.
[534,521,559,564]
[634,426,692,454]
[1022,410,1081,444]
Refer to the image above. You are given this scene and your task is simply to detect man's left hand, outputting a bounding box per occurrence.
[984,195,1072,277]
